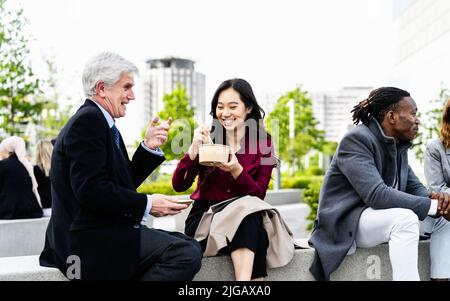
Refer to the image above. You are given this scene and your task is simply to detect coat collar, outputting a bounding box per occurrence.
[445,144,450,155]
[366,116,412,153]
[439,140,450,155]
[83,99,133,185]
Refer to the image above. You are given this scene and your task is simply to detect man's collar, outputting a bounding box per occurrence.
[367,116,412,149]
[87,98,114,128]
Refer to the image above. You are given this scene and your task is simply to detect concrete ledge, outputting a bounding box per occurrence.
[194,241,430,281]
[0,217,50,257]
[264,189,303,206]
[175,189,302,206]
[0,189,302,248]
[0,241,430,281]
[0,217,156,258]
[0,255,67,281]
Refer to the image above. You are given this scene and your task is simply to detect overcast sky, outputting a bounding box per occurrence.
[15,0,395,143]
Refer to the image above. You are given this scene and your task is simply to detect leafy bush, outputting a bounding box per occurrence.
[137,180,196,196]
[268,175,323,190]
[303,179,323,231]
[302,166,324,176]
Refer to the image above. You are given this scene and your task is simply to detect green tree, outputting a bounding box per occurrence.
[303,179,323,231]
[266,86,325,175]
[285,133,315,174]
[38,102,72,139]
[413,85,450,162]
[142,84,195,160]
[322,141,338,157]
[0,0,45,139]
[36,59,72,139]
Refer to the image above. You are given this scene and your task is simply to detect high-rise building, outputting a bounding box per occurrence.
[391,0,450,106]
[390,0,450,181]
[311,87,373,142]
[258,92,282,117]
[144,57,206,124]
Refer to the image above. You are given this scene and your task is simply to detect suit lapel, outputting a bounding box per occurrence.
[111,132,136,189]
[84,99,136,189]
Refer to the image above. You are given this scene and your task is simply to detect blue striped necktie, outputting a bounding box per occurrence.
[111,124,121,149]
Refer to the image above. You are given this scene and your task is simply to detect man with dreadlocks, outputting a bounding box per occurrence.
[308,87,450,281]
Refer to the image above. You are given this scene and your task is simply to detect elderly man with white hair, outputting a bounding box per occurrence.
[39,52,202,281]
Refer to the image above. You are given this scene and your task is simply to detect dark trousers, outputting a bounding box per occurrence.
[136,226,202,281]
[185,200,269,279]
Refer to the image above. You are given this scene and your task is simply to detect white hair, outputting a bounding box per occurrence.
[82,52,139,98]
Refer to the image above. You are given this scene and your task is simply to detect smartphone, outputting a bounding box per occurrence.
[177,199,193,205]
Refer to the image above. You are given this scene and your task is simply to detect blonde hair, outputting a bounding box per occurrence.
[0,136,41,207]
[36,140,53,176]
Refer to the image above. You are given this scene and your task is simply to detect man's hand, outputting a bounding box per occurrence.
[430,191,450,220]
[144,116,173,149]
[150,194,189,217]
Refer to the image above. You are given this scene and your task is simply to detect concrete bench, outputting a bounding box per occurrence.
[0,241,430,281]
[0,217,50,257]
[195,240,430,281]
[0,189,302,255]
[264,189,303,206]
[174,189,302,206]
[0,216,157,258]
[0,255,67,281]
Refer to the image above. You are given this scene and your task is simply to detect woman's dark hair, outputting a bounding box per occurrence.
[210,78,265,120]
[209,78,269,144]
[351,87,411,125]
[198,78,278,187]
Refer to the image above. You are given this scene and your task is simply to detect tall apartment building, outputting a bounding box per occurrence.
[258,92,282,117]
[389,0,450,180]
[144,57,206,124]
[311,87,373,143]
[391,0,450,107]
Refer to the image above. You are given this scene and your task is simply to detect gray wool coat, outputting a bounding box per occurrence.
[424,138,450,193]
[308,116,431,281]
